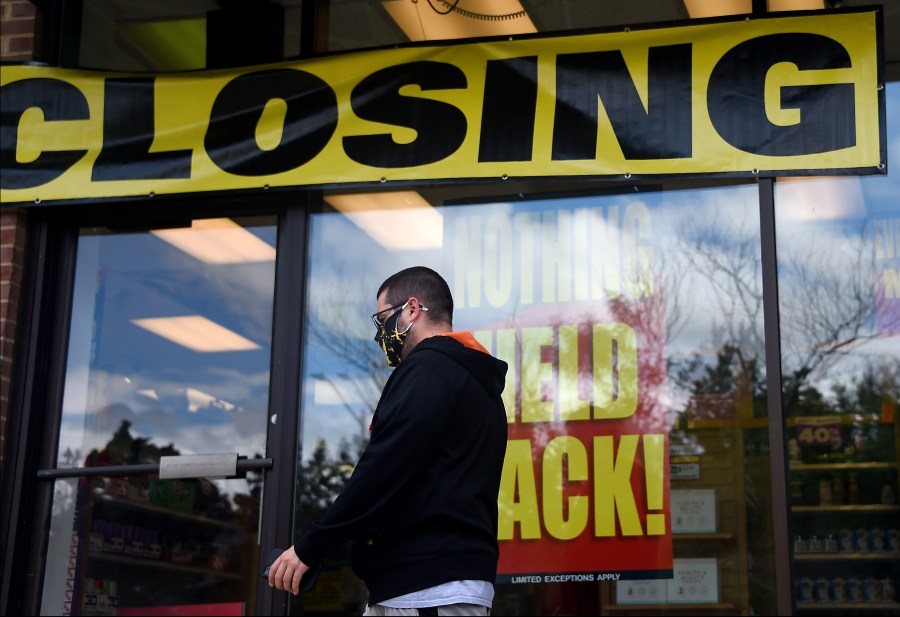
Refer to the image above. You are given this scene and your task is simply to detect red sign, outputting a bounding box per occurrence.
[476,297,671,582]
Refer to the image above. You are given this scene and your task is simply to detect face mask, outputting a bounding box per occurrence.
[374,302,412,367]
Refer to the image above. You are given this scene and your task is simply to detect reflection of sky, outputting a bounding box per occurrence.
[59,221,275,474]
[301,184,763,459]
[775,175,900,383]
[301,212,429,458]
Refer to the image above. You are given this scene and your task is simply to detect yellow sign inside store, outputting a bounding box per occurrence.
[0,10,884,204]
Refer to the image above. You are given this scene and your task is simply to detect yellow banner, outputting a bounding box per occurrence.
[0,10,883,204]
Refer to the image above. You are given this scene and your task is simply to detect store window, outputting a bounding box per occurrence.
[5,2,892,615]
[296,181,777,615]
[71,0,302,71]
[776,82,900,611]
[320,0,690,51]
[40,216,278,615]
[64,0,692,70]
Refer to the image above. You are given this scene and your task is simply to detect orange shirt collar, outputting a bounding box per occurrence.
[437,330,489,353]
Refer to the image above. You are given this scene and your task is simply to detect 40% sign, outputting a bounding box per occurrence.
[794,416,842,447]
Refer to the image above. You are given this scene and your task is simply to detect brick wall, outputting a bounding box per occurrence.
[0,0,37,61]
[0,209,27,468]
[1,1,36,465]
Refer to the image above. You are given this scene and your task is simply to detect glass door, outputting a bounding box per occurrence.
[38,215,278,616]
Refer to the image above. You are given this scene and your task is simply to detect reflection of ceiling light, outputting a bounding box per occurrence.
[151,218,276,264]
[684,0,823,17]
[131,315,261,352]
[775,176,865,222]
[382,0,536,41]
[324,191,443,250]
[137,389,160,400]
[683,0,752,17]
[767,0,825,11]
[117,18,206,71]
[186,387,237,413]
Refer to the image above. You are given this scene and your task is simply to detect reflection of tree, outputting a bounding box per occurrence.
[777,223,884,415]
[679,211,765,357]
[674,344,766,419]
[672,213,890,419]
[292,438,367,616]
[306,270,390,454]
[83,418,239,520]
[668,209,897,616]
[51,448,85,519]
[86,419,178,466]
[312,373,373,454]
[660,210,766,440]
[607,284,671,430]
[659,248,691,347]
[296,439,356,530]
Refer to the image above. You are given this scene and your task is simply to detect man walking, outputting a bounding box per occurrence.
[268,266,509,616]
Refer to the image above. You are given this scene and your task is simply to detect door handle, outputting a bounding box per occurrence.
[36,455,273,479]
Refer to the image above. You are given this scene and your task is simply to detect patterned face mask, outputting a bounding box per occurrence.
[374,302,412,367]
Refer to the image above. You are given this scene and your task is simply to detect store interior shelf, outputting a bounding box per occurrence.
[796,601,900,610]
[789,462,897,471]
[791,504,900,513]
[673,533,735,541]
[795,553,900,561]
[603,603,736,612]
[95,493,242,529]
[89,551,242,580]
[786,414,886,426]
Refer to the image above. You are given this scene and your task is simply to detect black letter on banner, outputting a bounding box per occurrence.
[93,78,192,181]
[552,45,692,161]
[206,69,337,176]
[344,61,467,167]
[708,33,854,156]
[479,57,538,162]
[1,78,89,190]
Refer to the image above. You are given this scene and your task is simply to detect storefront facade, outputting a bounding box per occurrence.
[1,1,898,616]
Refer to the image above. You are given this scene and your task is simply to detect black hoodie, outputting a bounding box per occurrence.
[294,332,509,604]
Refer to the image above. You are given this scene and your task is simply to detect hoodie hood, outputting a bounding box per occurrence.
[413,331,508,397]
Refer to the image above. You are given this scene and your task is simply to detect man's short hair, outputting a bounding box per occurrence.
[378,266,453,325]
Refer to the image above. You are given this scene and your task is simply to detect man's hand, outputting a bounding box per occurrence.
[267,545,311,595]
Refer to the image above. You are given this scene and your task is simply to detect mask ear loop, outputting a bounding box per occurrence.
[393,302,412,335]
[397,301,428,335]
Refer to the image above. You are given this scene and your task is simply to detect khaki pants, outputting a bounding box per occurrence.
[363,604,490,616]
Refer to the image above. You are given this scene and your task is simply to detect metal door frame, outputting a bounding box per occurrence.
[0,193,310,616]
